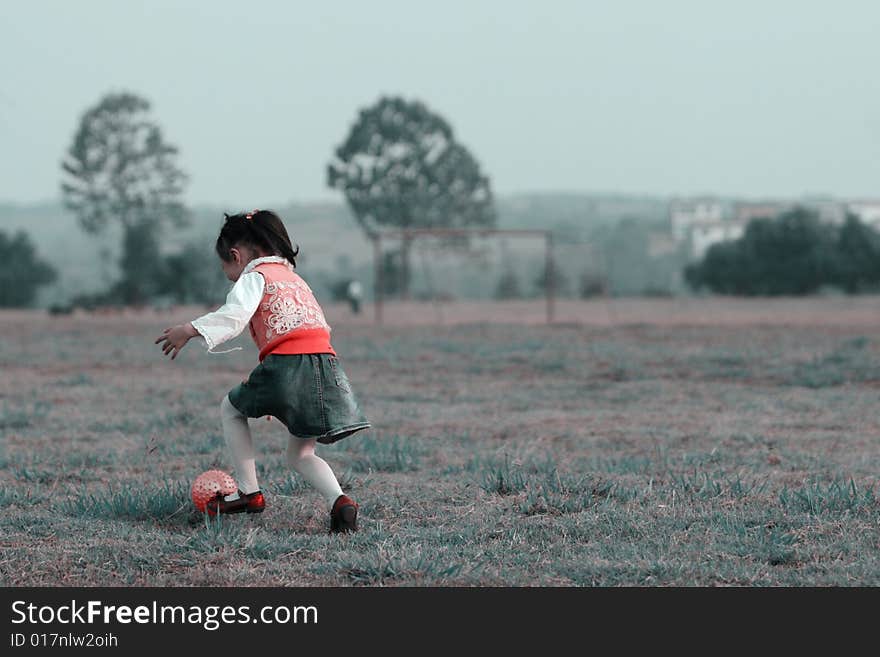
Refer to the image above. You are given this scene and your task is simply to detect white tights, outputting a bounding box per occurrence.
[220,395,343,508]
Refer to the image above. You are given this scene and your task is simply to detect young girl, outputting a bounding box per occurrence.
[154,209,370,533]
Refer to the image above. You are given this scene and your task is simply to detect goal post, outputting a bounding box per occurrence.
[370,228,555,324]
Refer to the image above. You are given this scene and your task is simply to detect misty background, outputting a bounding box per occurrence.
[2,2,879,308]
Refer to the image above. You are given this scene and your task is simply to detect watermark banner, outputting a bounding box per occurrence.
[1,587,864,651]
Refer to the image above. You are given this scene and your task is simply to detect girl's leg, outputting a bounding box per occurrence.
[286,437,344,508]
[220,395,260,499]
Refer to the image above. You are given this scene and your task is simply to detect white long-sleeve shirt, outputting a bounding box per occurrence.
[190,256,289,352]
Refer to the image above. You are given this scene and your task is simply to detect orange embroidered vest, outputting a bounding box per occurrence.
[248,262,336,361]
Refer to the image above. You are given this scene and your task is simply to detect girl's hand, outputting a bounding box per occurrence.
[154,323,199,360]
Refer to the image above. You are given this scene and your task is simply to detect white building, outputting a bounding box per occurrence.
[688,220,747,260]
[669,198,724,241]
[670,198,744,260]
[671,196,880,262]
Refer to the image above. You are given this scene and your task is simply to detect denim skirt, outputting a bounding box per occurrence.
[227,353,371,444]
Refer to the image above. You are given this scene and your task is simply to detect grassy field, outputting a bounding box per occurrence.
[1,298,879,586]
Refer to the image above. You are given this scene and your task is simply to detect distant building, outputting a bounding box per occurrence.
[670,195,880,262]
[846,200,880,228]
[734,198,850,225]
[669,198,724,241]
[688,220,747,260]
[670,198,744,260]
[732,200,793,224]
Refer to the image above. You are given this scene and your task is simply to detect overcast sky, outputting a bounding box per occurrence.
[2,1,878,206]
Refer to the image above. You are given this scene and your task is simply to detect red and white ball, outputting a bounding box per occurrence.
[191,469,237,514]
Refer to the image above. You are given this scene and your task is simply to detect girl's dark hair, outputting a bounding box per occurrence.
[216,210,299,267]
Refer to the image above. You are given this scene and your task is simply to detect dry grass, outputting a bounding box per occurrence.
[1,298,879,586]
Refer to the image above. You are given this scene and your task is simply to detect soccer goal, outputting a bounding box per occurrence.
[369,228,558,324]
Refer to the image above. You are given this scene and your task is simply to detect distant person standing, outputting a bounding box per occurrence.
[346,279,363,314]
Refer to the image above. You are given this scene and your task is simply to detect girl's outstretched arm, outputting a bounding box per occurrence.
[154,271,264,359]
[154,323,199,360]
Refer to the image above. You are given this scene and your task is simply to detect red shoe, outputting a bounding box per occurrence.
[330,494,358,533]
[205,490,265,516]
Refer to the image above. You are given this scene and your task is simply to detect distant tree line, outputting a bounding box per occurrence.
[0,231,57,307]
[18,89,876,310]
[488,217,682,301]
[685,208,880,295]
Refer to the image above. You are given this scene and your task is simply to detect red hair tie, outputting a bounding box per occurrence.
[245,209,259,221]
